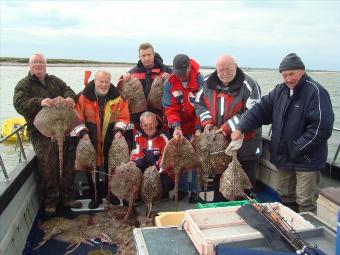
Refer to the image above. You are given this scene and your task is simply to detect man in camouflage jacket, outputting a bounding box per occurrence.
[13,53,82,216]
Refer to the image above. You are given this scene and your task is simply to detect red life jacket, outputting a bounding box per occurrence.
[164,59,202,135]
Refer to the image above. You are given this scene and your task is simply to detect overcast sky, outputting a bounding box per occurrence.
[1,0,340,70]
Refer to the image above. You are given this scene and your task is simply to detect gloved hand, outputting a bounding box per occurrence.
[225,136,243,156]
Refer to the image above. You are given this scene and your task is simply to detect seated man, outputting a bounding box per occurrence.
[131,111,173,200]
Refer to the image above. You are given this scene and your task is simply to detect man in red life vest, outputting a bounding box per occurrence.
[162,54,204,203]
[195,54,262,202]
[131,111,174,200]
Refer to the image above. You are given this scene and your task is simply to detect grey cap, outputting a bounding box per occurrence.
[279,53,305,72]
[173,54,190,75]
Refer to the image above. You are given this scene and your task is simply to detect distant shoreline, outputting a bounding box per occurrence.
[0,62,136,67]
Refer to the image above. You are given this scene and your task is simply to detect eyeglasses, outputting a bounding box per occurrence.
[141,123,156,130]
[30,60,46,65]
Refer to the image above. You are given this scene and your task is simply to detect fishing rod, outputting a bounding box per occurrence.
[241,192,325,255]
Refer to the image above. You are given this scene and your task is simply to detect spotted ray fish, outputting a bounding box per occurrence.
[34,99,81,178]
[147,77,164,110]
[108,136,130,171]
[141,166,163,219]
[160,137,200,209]
[118,78,147,114]
[192,130,232,201]
[109,162,142,221]
[219,152,252,200]
[75,139,97,200]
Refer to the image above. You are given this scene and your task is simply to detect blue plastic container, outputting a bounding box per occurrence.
[336,209,340,255]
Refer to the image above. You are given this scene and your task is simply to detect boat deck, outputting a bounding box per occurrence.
[24,181,281,255]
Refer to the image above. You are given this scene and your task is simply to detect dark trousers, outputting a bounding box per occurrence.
[160,173,174,195]
[86,166,122,203]
[86,169,107,200]
[124,129,135,152]
[30,132,77,207]
[213,159,258,202]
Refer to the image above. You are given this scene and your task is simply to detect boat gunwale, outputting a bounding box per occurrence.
[0,152,36,215]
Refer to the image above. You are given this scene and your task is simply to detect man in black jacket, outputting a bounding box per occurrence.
[119,43,172,149]
[229,53,334,213]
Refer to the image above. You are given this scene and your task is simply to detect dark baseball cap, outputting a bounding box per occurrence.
[173,54,190,75]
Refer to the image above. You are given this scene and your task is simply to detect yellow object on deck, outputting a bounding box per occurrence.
[155,211,185,227]
[1,117,28,141]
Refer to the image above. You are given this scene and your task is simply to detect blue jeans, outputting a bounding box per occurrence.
[179,170,197,193]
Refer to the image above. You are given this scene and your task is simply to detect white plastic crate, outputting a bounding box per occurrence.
[183,202,314,255]
[317,194,338,230]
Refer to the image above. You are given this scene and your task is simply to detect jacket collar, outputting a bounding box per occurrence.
[82,80,120,101]
[28,71,49,81]
[283,73,308,97]
[136,52,164,71]
[206,67,245,93]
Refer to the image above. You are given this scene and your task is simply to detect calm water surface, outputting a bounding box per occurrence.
[0,65,339,180]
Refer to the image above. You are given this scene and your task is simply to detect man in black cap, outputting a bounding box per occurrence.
[162,54,204,203]
[228,53,334,213]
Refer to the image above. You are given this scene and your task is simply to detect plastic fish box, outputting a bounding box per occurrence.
[196,199,258,209]
[134,226,199,255]
[183,202,315,255]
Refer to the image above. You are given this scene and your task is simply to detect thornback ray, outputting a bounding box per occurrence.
[34,100,81,179]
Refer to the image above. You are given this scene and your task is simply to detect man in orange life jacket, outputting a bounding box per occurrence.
[74,70,130,209]
[195,54,262,202]
[162,54,204,204]
[119,43,172,150]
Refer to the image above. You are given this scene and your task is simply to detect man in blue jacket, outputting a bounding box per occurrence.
[229,53,334,213]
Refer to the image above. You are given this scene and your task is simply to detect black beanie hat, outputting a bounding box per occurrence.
[279,53,305,73]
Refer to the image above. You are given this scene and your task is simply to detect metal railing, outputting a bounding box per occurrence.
[331,127,340,166]
[0,123,28,182]
[267,126,340,167]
